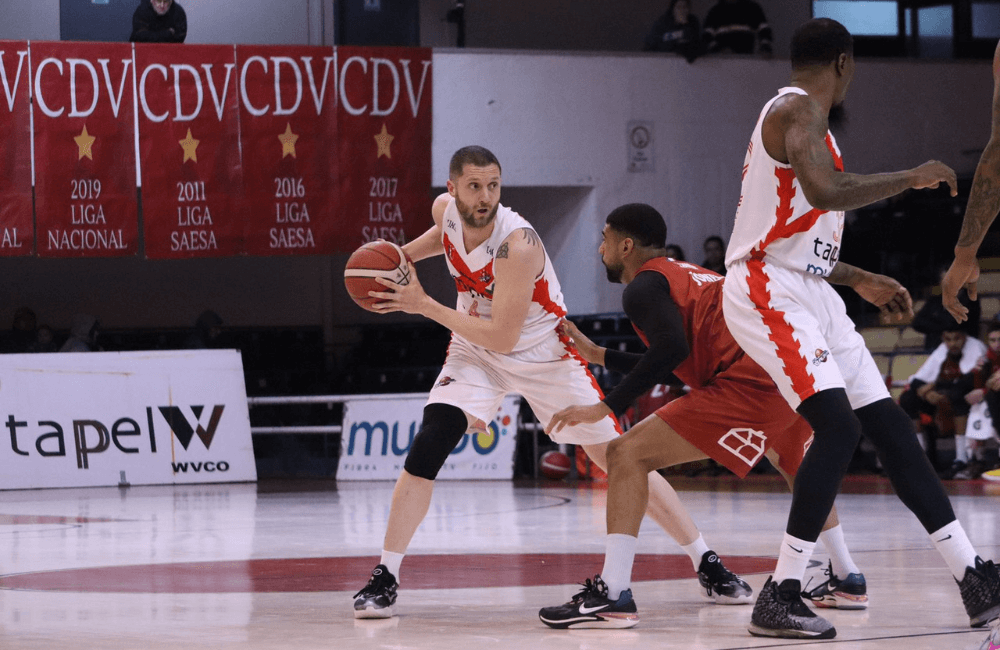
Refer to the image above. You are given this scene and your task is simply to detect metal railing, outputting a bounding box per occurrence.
[247,392,427,435]
[247,392,547,478]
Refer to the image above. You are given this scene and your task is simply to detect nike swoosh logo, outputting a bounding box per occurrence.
[578,604,609,615]
[789,545,804,553]
[936,534,953,542]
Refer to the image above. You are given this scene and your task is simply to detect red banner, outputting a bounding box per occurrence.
[136,44,244,259]
[237,45,340,255]
[336,46,433,250]
[0,42,34,256]
[32,41,139,257]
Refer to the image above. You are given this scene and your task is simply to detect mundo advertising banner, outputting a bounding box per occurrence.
[0,42,34,256]
[338,395,519,480]
[31,40,140,258]
[238,45,340,255]
[136,43,246,258]
[0,350,256,490]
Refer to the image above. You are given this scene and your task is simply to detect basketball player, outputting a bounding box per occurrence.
[722,18,1000,639]
[538,203,873,629]
[943,40,1000,324]
[351,146,752,620]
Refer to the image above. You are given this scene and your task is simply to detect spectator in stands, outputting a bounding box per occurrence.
[703,0,772,55]
[1,307,38,353]
[913,266,980,351]
[130,0,187,43]
[961,323,1000,478]
[643,0,703,62]
[60,314,101,352]
[701,235,726,275]
[899,324,986,471]
[665,243,686,261]
[183,310,224,349]
[30,325,58,353]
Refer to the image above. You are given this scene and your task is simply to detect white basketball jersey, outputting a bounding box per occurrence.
[441,199,567,353]
[725,87,845,278]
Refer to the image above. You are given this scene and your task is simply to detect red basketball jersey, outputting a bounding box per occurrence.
[630,258,744,389]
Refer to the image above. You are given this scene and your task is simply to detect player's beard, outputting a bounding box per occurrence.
[603,259,624,283]
[456,197,498,230]
[828,103,848,133]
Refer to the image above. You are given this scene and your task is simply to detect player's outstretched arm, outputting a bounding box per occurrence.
[558,319,606,366]
[372,227,542,354]
[778,95,956,212]
[827,261,913,323]
[401,193,449,262]
[942,40,1000,323]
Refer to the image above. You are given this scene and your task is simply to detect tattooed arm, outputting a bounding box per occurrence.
[763,93,957,211]
[942,40,1000,323]
[372,227,544,354]
[827,262,913,323]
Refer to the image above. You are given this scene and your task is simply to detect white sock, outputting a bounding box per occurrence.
[773,533,816,585]
[601,534,637,601]
[930,521,978,580]
[680,534,711,572]
[380,550,405,580]
[820,525,860,577]
[955,435,969,463]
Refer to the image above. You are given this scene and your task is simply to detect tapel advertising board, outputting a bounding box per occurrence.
[0,350,255,489]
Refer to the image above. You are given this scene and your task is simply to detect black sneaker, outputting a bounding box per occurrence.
[538,575,639,629]
[697,550,753,604]
[353,564,398,619]
[748,576,836,639]
[958,556,1000,628]
[801,560,869,609]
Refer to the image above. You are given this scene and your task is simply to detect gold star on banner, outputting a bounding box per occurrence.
[179,128,200,163]
[74,125,96,161]
[278,122,299,159]
[374,123,394,159]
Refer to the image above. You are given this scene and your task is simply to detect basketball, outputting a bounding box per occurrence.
[344,240,411,311]
[539,450,571,480]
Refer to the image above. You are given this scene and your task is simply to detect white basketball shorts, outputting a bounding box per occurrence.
[427,333,621,445]
[722,257,890,411]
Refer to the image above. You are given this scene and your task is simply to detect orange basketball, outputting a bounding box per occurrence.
[344,240,411,312]
[539,450,572,480]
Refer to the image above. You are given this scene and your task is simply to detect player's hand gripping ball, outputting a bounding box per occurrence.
[344,240,412,312]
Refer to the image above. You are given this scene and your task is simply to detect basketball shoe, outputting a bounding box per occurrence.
[977,616,999,650]
[748,576,836,639]
[801,560,868,609]
[697,550,753,604]
[353,564,398,619]
[538,575,639,629]
[958,556,1000,628]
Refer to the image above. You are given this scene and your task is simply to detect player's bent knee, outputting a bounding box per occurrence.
[606,435,653,473]
[402,403,470,480]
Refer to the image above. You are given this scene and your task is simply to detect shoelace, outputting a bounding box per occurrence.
[571,577,607,603]
[353,572,389,599]
[802,563,834,597]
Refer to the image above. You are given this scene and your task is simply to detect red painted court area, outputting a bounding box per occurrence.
[0,553,775,594]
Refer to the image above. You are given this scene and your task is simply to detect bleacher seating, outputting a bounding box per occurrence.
[981,296,1000,321]
[977,272,1000,294]
[897,326,924,350]
[861,328,900,354]
[890,353,930,387]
